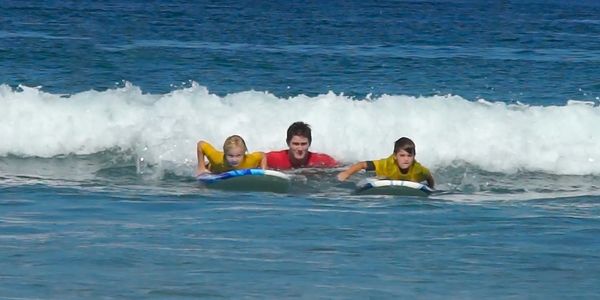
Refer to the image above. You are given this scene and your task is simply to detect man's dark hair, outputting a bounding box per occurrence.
[286,121,312,144]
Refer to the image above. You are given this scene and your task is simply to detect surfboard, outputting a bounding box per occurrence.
[197,169,291,193]
[355,178,433,197]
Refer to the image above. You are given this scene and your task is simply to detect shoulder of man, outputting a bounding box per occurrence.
[307,152,338,167]
[266,149,291,169]
[266,149,287,156]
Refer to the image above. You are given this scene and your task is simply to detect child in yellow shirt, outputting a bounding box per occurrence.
[337,137,434,188]
[196,135,266,175]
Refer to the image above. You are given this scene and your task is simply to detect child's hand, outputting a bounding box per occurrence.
[196,169,212,176]
[337,171,349,181]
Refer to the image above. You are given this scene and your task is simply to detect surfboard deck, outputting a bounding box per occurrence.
[197,169,291,193]
[355,178,433,197]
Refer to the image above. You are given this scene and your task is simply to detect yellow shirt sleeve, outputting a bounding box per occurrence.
[201,142,225,172]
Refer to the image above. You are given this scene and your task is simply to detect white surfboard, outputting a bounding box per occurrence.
[355,178,433,197]
[197,169,291,193]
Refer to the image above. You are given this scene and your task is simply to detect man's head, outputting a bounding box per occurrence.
[286,122,312,162]
[286,122,312,145]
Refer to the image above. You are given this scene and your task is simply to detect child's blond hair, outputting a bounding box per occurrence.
[223,135,248,153]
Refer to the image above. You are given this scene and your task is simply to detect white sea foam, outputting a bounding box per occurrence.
[1,82,599,175]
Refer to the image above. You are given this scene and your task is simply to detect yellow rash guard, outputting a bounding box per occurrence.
[201,142,263,173]
[367,154,431,182]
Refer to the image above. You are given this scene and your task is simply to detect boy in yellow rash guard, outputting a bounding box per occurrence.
[196,135,266,175]
[337,137,435,188]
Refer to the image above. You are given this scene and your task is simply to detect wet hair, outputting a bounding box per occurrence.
[223,135,248,153]
[393,137,416,156]
[286,121,312,145]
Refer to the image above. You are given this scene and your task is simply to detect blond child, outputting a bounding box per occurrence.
[196,135,267,175]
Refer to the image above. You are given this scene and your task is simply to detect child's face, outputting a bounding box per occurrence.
[394,149,414,170]
[225,146,245,167]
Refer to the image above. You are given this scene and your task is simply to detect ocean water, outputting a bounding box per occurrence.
[2,1,600,299]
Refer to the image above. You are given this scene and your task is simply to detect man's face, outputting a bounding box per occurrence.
[288,135,310,161]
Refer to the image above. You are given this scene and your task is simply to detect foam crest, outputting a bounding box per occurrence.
[1,83,599,175]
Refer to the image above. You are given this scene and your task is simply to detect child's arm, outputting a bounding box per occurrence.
[425,173,435,189]
[337,161,367,181]
[196,141,210,175]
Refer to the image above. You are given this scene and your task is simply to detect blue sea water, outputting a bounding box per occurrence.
[2,1,600,299]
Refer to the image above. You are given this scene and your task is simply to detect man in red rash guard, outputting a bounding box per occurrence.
[266,121,338,170]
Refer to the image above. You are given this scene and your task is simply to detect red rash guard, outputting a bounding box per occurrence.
[266,150,337,170]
